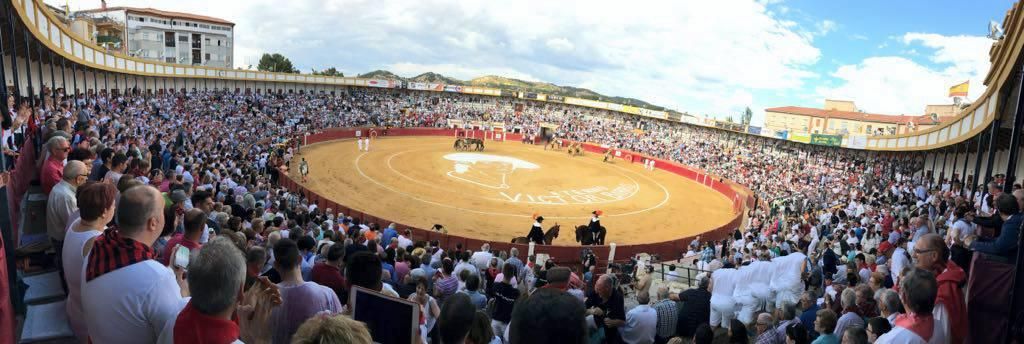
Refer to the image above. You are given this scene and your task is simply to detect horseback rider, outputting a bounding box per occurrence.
[528,216,546,244]
[603,149,613,162]
[589,210,603,244]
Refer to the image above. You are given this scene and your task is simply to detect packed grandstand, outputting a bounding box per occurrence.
[2,0,1024,344]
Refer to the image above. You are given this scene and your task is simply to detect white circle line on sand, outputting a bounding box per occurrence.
[384,147,643,205]
[354,144,673,219]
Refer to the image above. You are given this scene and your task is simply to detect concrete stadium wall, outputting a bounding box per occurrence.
[281,127,753,266]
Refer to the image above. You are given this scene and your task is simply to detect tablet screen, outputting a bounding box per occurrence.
[350,286,419,344]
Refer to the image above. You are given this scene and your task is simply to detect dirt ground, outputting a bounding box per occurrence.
[295,137,735,245]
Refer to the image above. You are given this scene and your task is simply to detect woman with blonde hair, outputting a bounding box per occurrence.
[291,313,373,344]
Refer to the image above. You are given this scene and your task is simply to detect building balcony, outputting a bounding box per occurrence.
[96,35,121,44]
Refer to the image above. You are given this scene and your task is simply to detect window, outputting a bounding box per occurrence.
[205,53,210,61]
[205,38,211,45]
[179,35,188,42]
[217,40,221,46]
[165,57,175,63]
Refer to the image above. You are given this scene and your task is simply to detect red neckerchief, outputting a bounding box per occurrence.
[172,301,240,344]
[86,227,155,281]
[894,312,934,342]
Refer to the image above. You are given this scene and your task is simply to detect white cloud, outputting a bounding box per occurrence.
[850,34,869,41]
[53,0,821,122]
[816,20,837,36]
[817,33,992,115]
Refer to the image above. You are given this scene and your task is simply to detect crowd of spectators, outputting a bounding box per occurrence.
[0,86,1014,343]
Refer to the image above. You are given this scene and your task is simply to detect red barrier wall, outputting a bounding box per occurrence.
[285,128,753,266]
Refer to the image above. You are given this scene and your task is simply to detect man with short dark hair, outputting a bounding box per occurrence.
[159,208,206,266]
[968,193,1021,259]
[192,189,221,233]
[439,293,477,344]
[346,251,400,297]
[310,244,346,300]
[81,185,188,343]
[510,288,587,344]
[269,238,342,343]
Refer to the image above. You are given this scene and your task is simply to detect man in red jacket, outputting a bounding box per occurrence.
[913,233,967,343]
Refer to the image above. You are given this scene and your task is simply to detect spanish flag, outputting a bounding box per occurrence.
[949,81,969,97]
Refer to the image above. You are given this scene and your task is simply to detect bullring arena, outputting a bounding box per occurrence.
[286,127,752,255]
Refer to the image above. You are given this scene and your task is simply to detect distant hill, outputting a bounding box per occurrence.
[356,70,675,113]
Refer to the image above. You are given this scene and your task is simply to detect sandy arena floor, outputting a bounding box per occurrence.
[295,137,736,245]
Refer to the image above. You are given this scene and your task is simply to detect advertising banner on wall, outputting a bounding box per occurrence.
[366,79,398,88]
[639,108,669,120]
[443,85,464,93]
[790,133,812,143]
[500,89,516,97]
[546,94,565,102]
[408,82,444,91]
[847,135,868,149]
[524,92,538,99]
[810,134,842,146]
[747,126,762,135]
[773,130,789,140]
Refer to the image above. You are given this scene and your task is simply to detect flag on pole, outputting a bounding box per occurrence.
[949,81,969,97]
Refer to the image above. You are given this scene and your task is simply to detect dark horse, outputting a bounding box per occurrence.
[575,225,606,245]
[512,224,561,245]
[454,137,485,151]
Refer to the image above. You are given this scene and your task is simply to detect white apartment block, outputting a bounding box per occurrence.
[78,7,234,68]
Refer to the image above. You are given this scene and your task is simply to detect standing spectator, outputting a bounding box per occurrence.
[798,291,821,339]
[41,136,71,194]
[912,233,966,343]
[408,277,441,342]
[510,288,587,344]
[158,237,281,343]
[875,289,901,326]
[728,319,749,344]
[102,153,128,186]
[675,274,712,338]
[460,274,487,310]
[192,189,221,233]
[620,291,657,344]
[875,268,941,343]
[434,258,459,303]
[490,263,520,339]
[967,193,1021,258]
[346,251,399,297]
[310,244,347,300]
[48,161,88,266]
[270,238,343,344]
[439,293,476,344]
[652,286,678,343]
[841,327,868,344]
[62,182,115,342]
[81,185,188,343]
[470,243,493,271]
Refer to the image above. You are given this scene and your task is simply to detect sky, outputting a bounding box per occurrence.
[52,0,1013,126]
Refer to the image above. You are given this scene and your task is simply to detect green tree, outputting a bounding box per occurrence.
[312,67,343,77]
[257,53,298,73]
[742,107,753,125]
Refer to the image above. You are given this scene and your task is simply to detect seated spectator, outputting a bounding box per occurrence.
[834,288,864,337]
[798,291,820,338]
[842,327,868,344]
[510,288,586,344]
[270,238,343,344]
[586,274,627,342]
[81,185,188,343]
[875,268,941,343]
[48,160,88,260]
[310,243,347,300]
[291,313,373,344]
[754,313,774,344]
[62,181,115,342]
[439,293,477,344]
[785,322,809,344]
[619,290,657,343]
[812,309,838,344]
[158,237,281,343]
[865,317,892,343]
[159,208,206,266]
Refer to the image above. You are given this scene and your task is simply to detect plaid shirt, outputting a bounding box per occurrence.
[653,299,678,339]
[701,247,715,263]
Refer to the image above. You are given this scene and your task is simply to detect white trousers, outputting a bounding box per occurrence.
[710,296,737,328]
[357,138,364,151]
[735,295,758,325]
